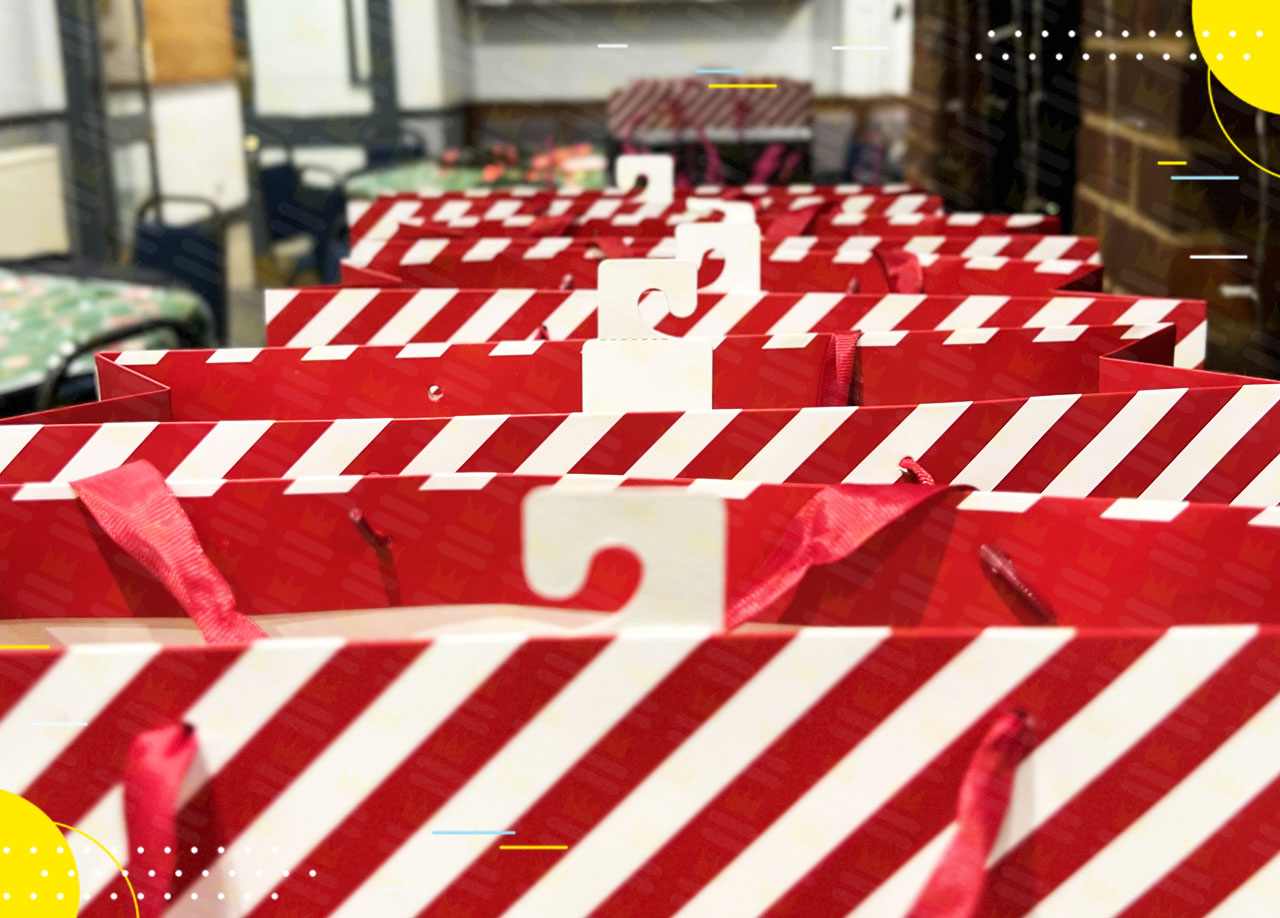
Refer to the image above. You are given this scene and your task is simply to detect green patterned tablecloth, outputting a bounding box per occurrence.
[0,269,212,397]
[344,159,608,199]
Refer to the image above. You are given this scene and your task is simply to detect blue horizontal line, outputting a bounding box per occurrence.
[432,830,516,835]
[1171,175,1239,181]
[696,69,745,73]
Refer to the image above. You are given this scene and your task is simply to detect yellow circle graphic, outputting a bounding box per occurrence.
[0,790,79,916]
[1194,1,1280,113]
[1207,68,1280,178]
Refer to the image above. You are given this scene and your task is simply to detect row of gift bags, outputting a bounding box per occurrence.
[2,159,1279,918]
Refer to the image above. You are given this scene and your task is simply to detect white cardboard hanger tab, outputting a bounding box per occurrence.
[585,258,712,412]
[615,153,675,203]
[674,222,762,294]
[523,487,727,631]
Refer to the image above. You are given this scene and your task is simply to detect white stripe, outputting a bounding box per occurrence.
[329,630,709,918]
[301,344,357,361]
[0,425,40,473]
[735,408,854,482]
[432,200,473,222]
[1034,668,1280,918]
[944,328,997,345]
[346,199,372,231]
[367,289,457,346]
[1174,320,1208,368]
[1024,236,1080,261]
[402,239,451,266]
[167,421,274,486]
[524,237,574,260]
[769,237,817,262]
[854,294,926,331]
[419,472,497,490]
[673,629,1074,918]
[462,238,511,262]
[346,239,384,267]
[947,213,983,226]
[859,626,1257,918]
[1101,498,1188,521]
[72,639,345,904]
[50,422,157,482]
[766,293,845,334]
[503,629,890,918]
[263,290,295,326]
[1034,325,1087,342]
[0,644,160,791]
[283,476,362,494]
[365,200,425,241]
[582,199,624,221]
[447,289,535,342]
[490,340,542,356]
[957,490,1040,512]
[764,333,816,349]
[401,415,507,475]
[834,237,879,263]
[625,411,739,479]
[1023,296,1094,327]
[961,236,1012,258]
[844,401,970,484]
[953,394,1080,490]
[281,418,390,479]
[1232,449,1280,507]
[887,193,930,215]
[166,634,525,918]
[283,289,379,347]
[903,236,945,255]
[397,342,449,358]
[1035,258,1084,274]
[1114,298,1181,326]
[936,295,1009,330]
[1206,847,1280,916]
[1042,389,1188,497]
[113,349,165,365]
[966,255,1009,271]
[685,293,767,337]
[1141,386,1280,500]
[538,290,599,340]
[483,200,523,221]
[206,348,261,363]
[515,413,621,475]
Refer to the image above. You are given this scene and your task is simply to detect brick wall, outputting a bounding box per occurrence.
[909,0,1280,376]
[1075,0,1275,374]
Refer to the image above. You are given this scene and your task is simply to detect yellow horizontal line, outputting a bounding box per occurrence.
[1157,161,1188,165]
[708,84,776,89]
[499,845,568,850]
[0,645,51,650]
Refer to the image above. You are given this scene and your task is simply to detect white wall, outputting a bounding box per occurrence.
[246,0,374,116]
[393,0,470,108]
[466,1,825,103]
[0,0,66,116]
[151,82,249,219]
[461,0,911,104]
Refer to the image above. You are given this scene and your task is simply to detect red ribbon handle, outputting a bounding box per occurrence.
[122,724,198,916]
[72,461,266,644]
[904,711,1035,918]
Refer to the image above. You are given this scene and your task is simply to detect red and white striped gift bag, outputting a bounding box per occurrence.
[340,236,1102,295]
[349,191,945,244]
[2,324,1274,506]
[262,288,1206,368]
[6,616,1280,916]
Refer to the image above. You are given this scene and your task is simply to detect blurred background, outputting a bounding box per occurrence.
[0,0,1276,417]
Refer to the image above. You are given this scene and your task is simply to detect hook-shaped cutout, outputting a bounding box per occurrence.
[615,153,675,203]
[674,222,762,293]
[522,487,727,631]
